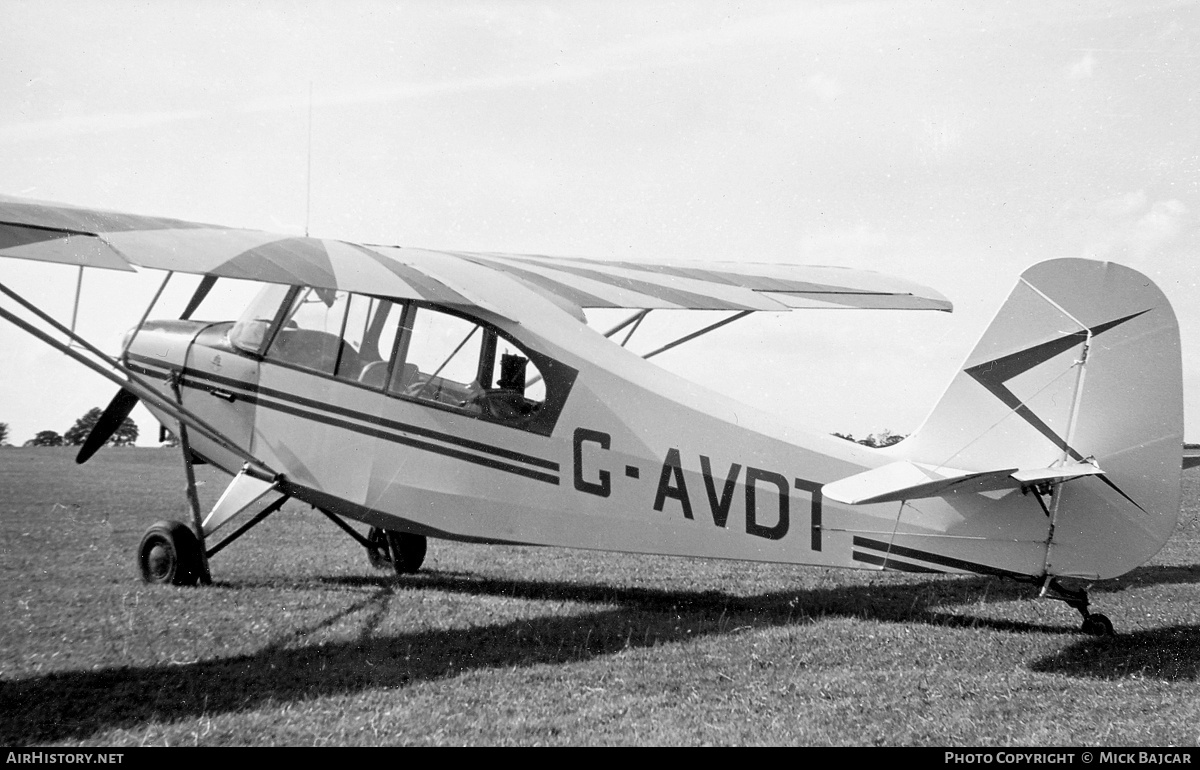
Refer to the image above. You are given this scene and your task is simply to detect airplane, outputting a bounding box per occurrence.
[0,193,1191,637]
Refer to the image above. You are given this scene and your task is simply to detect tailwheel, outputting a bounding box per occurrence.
[1081,613,1114,637]
[138,520,203,586]
[1042,577,1115,636]
[366,527,427,575]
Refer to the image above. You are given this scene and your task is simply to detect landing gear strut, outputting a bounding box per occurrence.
[367,527,427,575]
[1042,577,1114,636]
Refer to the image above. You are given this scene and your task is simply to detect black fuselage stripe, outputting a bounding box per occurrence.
[852,550,943,573]
[247,394,559,485]
[127,356,559,472]
[853,535,1027,579]
[127,359,560,485]
[257,377,560,470]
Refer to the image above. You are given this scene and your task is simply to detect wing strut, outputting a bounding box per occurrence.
[179,274,218,321]
[121,271,175,355]
[0,280,274,478]
[602,309,651,345]
[598,308,752,359]
[73,271,180,462]
[642,310,753,361]
[69,266,84,337]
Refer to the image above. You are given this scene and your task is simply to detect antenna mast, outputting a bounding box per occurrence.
[305,81,313,238]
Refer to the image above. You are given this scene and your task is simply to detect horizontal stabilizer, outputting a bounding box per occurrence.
[823,460,1104,505]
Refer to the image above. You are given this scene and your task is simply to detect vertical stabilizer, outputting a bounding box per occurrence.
[899,259,1182,579]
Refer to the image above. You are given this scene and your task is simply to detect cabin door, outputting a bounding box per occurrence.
[180,325,260,472]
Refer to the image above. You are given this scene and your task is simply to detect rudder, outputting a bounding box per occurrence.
[898,258,1183,579]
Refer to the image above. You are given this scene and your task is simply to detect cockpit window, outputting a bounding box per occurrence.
[266,288,356,376]
[229,285,573,434]
[393,307,484,403]
[333,293,395,382]
[493,336,546,403]
[229,283,292,355]
[386,306,547,423]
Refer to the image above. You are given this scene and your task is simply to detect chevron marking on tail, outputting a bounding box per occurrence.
[964,308,1150,511]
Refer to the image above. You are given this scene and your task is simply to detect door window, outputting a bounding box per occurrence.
[267,288,353,376]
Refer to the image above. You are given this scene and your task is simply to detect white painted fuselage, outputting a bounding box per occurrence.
[128,259,1183,583]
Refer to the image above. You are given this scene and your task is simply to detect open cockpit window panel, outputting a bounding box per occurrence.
[394,305,485,407]
[489,335,546,402]
[263,287,357,377]
[379,304,553,427]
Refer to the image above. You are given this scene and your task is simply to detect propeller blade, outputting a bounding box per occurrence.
[76,387,140,464]
[75,275,215,464]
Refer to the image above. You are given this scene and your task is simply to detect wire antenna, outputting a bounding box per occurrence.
[305,81,313,237]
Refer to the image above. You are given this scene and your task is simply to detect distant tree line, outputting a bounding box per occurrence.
[832,430,906,448]
[26,430,64,447]
[16,407,139,448]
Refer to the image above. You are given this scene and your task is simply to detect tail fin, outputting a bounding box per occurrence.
[899,258,1183,579]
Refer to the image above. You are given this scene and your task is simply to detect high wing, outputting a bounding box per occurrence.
[0,194,951,320]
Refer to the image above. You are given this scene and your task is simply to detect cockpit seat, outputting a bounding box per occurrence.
[393,363,419,392]
[358,361,420,392]
[358,360,389,388]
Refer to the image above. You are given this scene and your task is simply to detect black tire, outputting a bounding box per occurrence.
[365,526,427,575]
[1082,613,1115,637]
[388,531,427,574]
[138,520,202,586]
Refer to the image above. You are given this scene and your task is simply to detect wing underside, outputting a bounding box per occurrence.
[0,195,952,319]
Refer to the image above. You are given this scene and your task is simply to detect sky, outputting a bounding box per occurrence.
[1,0,1198,447]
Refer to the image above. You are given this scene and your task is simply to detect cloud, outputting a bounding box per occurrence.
[1084,192,1192,260]
[796,222,889,256]
[803,74,843,103]
[0,8,861,137]
[1068,51,1096,79]
[1128,198,1190,255]
[0,108,207,143]
[253,8,842,113]
[1095,189,1147,217]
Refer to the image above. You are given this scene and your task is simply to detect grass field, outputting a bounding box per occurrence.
[1,447,1198,746]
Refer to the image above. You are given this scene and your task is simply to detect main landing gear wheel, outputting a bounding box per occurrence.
[1081,613,1114,637]
[366,527,427,575]
[138,520,203,586]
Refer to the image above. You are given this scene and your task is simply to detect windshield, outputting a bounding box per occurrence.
[228,283,292,354]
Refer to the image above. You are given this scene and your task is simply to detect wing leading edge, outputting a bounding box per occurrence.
[0,195,952,319]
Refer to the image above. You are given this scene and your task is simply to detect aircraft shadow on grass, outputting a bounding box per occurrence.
[1028,625,1200,681]
[2,566,1198,744]
[1094,563,1200,593]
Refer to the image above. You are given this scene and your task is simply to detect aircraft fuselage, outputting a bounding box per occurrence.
[124,290,1055,581]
